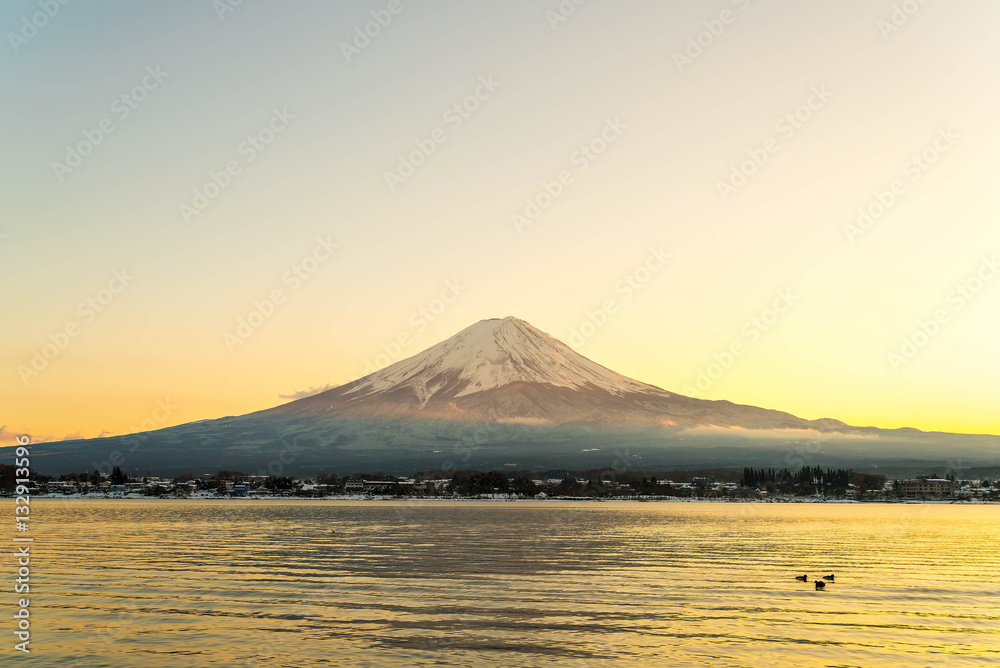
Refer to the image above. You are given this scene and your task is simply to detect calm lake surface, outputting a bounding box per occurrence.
[21,500,1000,667]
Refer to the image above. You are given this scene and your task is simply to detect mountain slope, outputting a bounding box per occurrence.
[261,317,831,428]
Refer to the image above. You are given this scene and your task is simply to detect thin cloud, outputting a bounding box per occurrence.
[279,384,334,401]
[52,431,85,442]
[25,431,87,444]
[0,426,33,444]
[678,425,880,441]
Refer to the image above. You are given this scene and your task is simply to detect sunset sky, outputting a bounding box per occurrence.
[3,0,999,442]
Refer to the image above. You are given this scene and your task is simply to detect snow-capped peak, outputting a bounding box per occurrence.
[343,317,668,404]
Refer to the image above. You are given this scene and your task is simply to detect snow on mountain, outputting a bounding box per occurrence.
[266,317,830,429]
[342,317,669,405]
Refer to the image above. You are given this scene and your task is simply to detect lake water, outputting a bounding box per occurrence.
[19,500,1000,667]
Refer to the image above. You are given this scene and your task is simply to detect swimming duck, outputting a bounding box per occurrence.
[822,574,834,581]
[815,580,826,590]
[795,575,808,581]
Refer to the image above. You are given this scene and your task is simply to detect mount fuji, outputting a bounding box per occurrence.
[263,317,837,429]
[18,317,1000,476]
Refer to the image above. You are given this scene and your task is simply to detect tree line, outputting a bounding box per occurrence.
[741,466,887,496]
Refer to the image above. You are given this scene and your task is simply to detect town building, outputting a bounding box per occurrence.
[900,477,956,499]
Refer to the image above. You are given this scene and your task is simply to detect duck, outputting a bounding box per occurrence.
[795,575,808,581]
[815,580,826,590]
[822,574,835,581]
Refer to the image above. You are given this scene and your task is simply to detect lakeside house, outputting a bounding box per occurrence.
[900,477,956,499]
[362,480,397,494]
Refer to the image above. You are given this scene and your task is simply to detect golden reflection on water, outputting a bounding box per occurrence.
[21,500,1000,667]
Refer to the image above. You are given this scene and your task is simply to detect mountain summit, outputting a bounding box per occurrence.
[345,317,666,398]
[264,317,822,428]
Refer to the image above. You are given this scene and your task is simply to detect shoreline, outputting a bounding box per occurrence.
[20,494,996,505]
